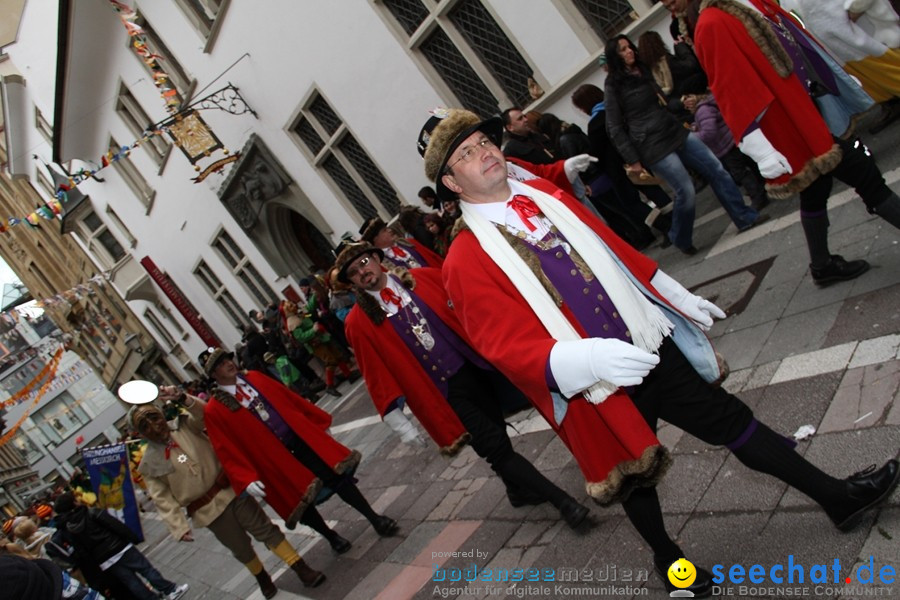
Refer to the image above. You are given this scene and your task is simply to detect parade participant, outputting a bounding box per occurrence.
[201,348,398,555]
[422,108,900,597]
[672,0,900,285]
[130,388,325,596]
[360,216,444,269]
[336,242,591,528]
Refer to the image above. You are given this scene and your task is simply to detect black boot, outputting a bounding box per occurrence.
[810,255,870,286]
[290,559,326,588]
[327,532,352,554]
[824,460,900,531]
[254,570,277,599]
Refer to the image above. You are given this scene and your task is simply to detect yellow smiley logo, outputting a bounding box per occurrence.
[667,558,697,589]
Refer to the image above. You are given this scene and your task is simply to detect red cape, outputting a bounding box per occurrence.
[345,268,469,454]
[694,1,840,198]
[442,177,672,504]
[204,371,359,527]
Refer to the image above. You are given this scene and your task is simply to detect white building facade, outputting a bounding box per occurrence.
[2,0,672,371]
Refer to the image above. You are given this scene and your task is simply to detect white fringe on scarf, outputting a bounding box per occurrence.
[459,185,673,404]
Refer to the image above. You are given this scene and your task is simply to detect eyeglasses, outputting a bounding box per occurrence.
[445,138,495,173]
[346,255,372,280]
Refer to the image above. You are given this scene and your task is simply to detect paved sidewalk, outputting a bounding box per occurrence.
[133,118,900,600]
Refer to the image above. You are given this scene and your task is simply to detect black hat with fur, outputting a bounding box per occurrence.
[419,109,503,202]
[334,242,385,284]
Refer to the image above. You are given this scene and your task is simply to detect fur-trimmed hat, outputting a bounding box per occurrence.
[334,242,385,284]
[419,109,503,201]
[359,216,388,244]
[127,403,165,431]
[204,348,234,377]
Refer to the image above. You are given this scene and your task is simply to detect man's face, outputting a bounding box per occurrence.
[441,132,508,203]
[136,411,170,444]
[372,227,397,249]
[345,253,386,292]
[505,110,531,136]
[213,358,239,384]
[660,0,686,13]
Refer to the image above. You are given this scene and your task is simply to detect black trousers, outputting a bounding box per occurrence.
[720,146,768,207]
[284,435,345,488]
[630,338,754,445]
[800,136,891,214]
[446,363,568,505]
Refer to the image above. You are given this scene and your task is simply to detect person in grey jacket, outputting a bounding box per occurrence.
[604,34,765,253]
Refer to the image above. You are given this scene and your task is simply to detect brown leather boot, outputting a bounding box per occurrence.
[254,569,277,598]
[290,559,326,588]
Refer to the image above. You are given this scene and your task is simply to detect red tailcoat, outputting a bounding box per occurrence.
[204,371,360,527]
[694,0,841,199]
[443,177,674,504]
[506,158,575,197]
[345,268,469,455]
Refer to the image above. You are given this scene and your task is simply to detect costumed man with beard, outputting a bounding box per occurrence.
[360,216,444,269]
[201,348,398,557]
[130,386,325,596]
[423,108,900,597]
[336,242,590,528]
[666,0,900,286]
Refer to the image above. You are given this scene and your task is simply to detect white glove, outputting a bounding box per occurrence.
[549,338,660,397]
[246,481,266,499]
[738,129,792,179]
[563,154,599,183]
[383,407,427,447]
[651,269,726,331]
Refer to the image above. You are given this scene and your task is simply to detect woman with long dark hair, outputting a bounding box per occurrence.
[604,34,765,253]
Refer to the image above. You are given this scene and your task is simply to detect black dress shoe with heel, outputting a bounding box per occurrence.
[558,498,589,529]
[372,515,399,536]
[810,255,870,287]
[826,459,900,531]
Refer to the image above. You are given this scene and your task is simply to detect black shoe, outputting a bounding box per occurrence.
[826,460,900,531]
[679,245,699,256]
[290,559,326,588]
[558,498,589,529]
[346,371,361,384]
[328,533,352,554]
[372,515,399,536]
[810,255,870,287]
[737,213,771,233]
[506,488,545,508]
[655,557,714,598]
[254,569,278,599]
[323,386,342,398]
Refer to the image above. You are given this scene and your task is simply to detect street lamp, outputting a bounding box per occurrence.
[124,333,144,354]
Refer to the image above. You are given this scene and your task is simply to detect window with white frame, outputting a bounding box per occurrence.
[116,83,170,166]
[34,105,53,142]
[130,11,193,102]
[79,210,126,266]
[290,91,400,220]
[144,308,177,348]
[34,167,55,199]
[377,0,537,116]
[568,0,658,40]
[193,259,250,328]
[173,0,228,44]
[105,205,137,248]
[109,137,156,211]
[211,229,278,308]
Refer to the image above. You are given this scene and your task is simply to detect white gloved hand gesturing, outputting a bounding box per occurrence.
[738,129,792,179]
[651,269,726,331]
[563,154,599,183]
[246,481,266,499]
[549,338,660,398]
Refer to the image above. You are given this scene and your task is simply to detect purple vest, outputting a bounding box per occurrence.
[383,245,425,269]
[236,378,299,449]
[386,287,489,396]
[766,12,838,96]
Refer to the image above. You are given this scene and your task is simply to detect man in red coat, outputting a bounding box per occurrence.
[336,242,589,528]
[669,0,900,286]
[360,216,444,269]
[202,348,398,556]
[422,108,900,597]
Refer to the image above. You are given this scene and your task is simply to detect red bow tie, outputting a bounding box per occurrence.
[380,288,403,307]
[508,195,541,231]
[164,439,180,460]
[390,245,408,258]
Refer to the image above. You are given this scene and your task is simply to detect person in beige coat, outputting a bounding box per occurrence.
[130,386,325,598]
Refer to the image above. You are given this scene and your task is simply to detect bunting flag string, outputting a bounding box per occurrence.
[0,348,64,448]
[1,348,65,408]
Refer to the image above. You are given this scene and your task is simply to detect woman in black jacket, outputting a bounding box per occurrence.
[604,35,763,253]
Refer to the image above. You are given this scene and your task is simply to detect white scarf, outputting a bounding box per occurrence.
[460,182,673,403]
